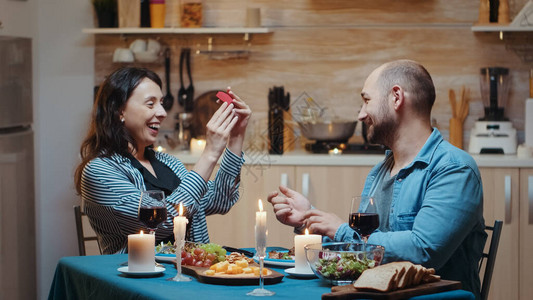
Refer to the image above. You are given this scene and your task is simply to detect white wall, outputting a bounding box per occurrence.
[35,0,94,298]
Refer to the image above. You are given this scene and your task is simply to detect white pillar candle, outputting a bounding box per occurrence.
[294,228,322,273]
[190,138,206,155]
[128,231,155,271]
[173,203,188,244]
[255,199,267,258]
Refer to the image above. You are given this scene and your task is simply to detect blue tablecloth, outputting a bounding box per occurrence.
[48,253,475,300]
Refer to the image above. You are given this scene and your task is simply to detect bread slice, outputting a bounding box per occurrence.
[353,261,440,292]
[353,266,399,292]
[397,264,417,289]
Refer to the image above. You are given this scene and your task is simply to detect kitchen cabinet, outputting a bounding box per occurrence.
[479,167,520,300]
[519,168,533,300]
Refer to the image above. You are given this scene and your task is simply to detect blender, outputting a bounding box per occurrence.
[469,67,517,154]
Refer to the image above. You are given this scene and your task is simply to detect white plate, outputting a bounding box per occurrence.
[257,256,295,267]
[117,266,166,277]
[284,267,316,278]
[155,255,177,263]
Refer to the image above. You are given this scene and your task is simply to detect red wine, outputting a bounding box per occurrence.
[349,213,379,237]
[139,206,167,229]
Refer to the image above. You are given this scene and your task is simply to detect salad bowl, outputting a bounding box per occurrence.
[304,242,385,285]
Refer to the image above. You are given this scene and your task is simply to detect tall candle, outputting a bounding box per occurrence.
[255,199,267,258]
[173,203,188,245]
[294,228,321,273]
[190,138,206,155]
[128,231,155,271]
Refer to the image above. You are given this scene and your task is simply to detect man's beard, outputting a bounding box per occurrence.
[366,102,396,146]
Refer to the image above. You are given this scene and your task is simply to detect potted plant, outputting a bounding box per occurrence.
[91,0,118,28]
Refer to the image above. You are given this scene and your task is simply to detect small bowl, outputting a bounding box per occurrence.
[134,51,159,63]
[305,242,385,285]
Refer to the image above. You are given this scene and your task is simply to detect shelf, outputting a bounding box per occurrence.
[82,27,270,35]
[471,25,533,32]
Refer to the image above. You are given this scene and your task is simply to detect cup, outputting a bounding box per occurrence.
[246,8,261,27]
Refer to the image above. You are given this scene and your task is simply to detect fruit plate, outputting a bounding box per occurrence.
[181,265,284,286]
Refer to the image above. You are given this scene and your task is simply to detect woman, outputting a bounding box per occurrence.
[74,67,251,254]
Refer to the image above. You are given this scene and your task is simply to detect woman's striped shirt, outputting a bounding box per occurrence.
[80,149,244,254]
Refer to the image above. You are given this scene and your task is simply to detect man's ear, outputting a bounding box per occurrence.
[391,85,404,111]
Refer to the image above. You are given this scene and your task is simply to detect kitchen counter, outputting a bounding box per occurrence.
[166,150,533,168]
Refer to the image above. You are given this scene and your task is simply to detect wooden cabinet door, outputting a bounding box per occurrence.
[207,165,296,248]
[520,168,533,300]
[479,168,520,300]
[295,166,372,229]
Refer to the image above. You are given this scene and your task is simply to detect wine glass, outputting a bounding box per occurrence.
[349,196,379,244]
[138,190,167,234]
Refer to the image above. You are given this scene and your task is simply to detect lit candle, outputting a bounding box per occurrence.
[190,138,206,155]
[128,230,155,271]
[173,203,188,244]
[255,199,267,258]
[294,228,322,273]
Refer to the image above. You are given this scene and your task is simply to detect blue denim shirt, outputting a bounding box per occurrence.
[332,129,486,298]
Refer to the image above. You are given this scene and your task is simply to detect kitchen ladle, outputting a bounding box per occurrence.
[162,48,174,111]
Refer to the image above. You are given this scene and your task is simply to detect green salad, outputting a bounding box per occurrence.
[315,252,376,280]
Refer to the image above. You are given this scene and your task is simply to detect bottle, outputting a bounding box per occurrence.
[140,0,151,27]
[150,0,165,28]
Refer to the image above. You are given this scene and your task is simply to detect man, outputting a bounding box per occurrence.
[267,60,486,298]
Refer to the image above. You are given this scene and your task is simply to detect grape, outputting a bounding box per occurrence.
[180,242,227,267]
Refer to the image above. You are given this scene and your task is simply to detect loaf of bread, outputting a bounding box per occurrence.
[353,261,438,292]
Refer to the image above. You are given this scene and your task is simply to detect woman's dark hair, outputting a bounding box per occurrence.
[74,67,162,194]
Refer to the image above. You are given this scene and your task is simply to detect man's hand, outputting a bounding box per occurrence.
[267,185,311,228]
[304,209,344,239]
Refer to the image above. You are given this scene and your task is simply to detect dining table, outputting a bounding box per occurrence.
[48,249,475,300]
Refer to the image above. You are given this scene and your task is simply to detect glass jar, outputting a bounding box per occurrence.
[181,0,202,28]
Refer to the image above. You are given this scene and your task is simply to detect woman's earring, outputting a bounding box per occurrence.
[120,117,125,123]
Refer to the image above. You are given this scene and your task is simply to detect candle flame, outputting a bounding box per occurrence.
[258,199,263,212]
[197,139,205,146]
[305,228,309,235]
[140,230,144,236]
[179,203,183,216]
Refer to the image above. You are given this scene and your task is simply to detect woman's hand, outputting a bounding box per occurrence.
[193,101,238,181]
[224,87,251,156]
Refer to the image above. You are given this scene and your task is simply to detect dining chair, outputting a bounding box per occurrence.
[479,219,503,300]
[74,205,102,256]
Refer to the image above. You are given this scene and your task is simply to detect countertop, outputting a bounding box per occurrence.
[166,150,533,168]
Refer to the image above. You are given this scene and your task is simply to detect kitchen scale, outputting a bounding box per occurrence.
[469,67,517,154]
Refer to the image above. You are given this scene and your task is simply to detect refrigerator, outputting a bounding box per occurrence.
[0,36,36,299]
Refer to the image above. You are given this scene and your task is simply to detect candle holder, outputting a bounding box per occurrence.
[246,255,274,296]
[168,239,192,282]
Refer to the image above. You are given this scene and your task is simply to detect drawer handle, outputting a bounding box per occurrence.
[302,173,309,199]
[529,176,533,225]
[505,175,511,224]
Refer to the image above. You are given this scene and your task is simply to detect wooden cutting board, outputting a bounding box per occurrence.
[181,265,284,286]
[321,280,461,300]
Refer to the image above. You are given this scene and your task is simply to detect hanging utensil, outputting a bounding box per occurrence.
[177,48,187,108]
[184,48,195,112]
[162,48,174,111]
